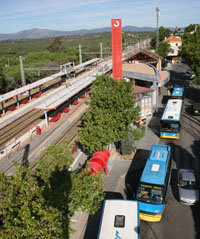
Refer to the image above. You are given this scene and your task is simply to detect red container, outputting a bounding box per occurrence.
[103,149,110,158]
[90,158,105,168]
[36,126,41,135]
[88,149,110,175]
[92,152,108,164]
[90,161,102,174]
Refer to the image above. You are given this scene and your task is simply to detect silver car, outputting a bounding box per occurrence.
[178,169,199,205]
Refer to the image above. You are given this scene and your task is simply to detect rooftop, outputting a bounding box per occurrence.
[123,62,155,75]
[163,35,182,43]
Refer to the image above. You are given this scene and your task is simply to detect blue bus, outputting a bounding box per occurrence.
[160,98,183,139]
[136,144,171,222]
[171,85,184,99]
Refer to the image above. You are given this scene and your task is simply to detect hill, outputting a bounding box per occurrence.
[0,26,157,40]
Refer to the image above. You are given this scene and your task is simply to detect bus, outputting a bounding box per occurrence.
[171,85,184,100]
[160,98,183,139]
[98,199,140,239]
[136,144,171,222]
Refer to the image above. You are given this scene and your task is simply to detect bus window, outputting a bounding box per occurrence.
[136,184,164,204]
[161,121,179,133]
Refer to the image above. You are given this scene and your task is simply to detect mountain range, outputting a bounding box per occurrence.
[0,26,157,41]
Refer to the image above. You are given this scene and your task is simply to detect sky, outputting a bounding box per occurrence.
[0,0,200,34]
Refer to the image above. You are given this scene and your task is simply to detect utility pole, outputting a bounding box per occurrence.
[79,44,82,64]
[19,56,26,86]
[156,7,160,50]
[100,42,103,59]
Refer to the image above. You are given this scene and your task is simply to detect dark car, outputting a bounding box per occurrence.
[191,103,200,115]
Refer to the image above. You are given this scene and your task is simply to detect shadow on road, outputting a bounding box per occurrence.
[191,204,200,239]
[170,168,179,202]
[22,144,30,168]
[124,149,149,199]
[169,142,200,239]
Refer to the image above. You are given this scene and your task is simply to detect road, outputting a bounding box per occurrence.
[82,63,200,239]
[140,63,200,239]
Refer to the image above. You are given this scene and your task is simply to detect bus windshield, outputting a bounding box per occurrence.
[136,183,164,204]
[160,121,179,133]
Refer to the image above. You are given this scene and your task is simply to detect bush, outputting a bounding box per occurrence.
[132,127,146,141]
[193,75,200,85]
[120,131,136,155]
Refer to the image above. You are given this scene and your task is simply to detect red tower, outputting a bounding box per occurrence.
[111,19,123,81]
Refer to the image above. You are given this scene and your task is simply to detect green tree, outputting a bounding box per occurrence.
[0,141,105,238]
[120,131,136,155]
[184,24,197,33]
[47,37,63,53]
[78,75,140,154]
[0,66,6,93]
[181,24,200,83]
[150,26,172,49]
[156,41,172,59]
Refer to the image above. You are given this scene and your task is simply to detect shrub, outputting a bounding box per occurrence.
[132,127,146,141]
[120,131,136,155]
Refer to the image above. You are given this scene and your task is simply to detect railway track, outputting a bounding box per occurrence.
[3,109,84,175]
[0,109,44,150]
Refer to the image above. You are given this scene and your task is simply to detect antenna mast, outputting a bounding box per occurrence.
[156,7,160,50]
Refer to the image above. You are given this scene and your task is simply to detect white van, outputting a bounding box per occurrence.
[97,199,140,239]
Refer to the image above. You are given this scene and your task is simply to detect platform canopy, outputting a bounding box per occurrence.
[0,58,100,104]
[0,72,63,104]
[34,71,96,110]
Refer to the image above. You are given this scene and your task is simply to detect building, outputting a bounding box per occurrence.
[132,85,153,119]
[163,35,182,62]
[123,49,170,113]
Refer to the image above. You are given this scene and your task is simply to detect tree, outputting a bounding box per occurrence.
[78,75,140,154]
[0,140,105,238]
[120,131,136,155]
[181,24,200,83]
[150,26,172,49]
[47,37,63,53]
[0,66,6,93]
[156,41,172,59]
[184,24,197,33]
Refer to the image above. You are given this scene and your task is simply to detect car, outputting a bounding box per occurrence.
[178,169,199,205]
[191,103,200,116]
[190,73,196,80]
[177,58,183,63]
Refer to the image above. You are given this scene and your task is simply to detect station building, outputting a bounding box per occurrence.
[123,49,170,118]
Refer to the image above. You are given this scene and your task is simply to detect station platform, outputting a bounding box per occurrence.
[0,83,67,129]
